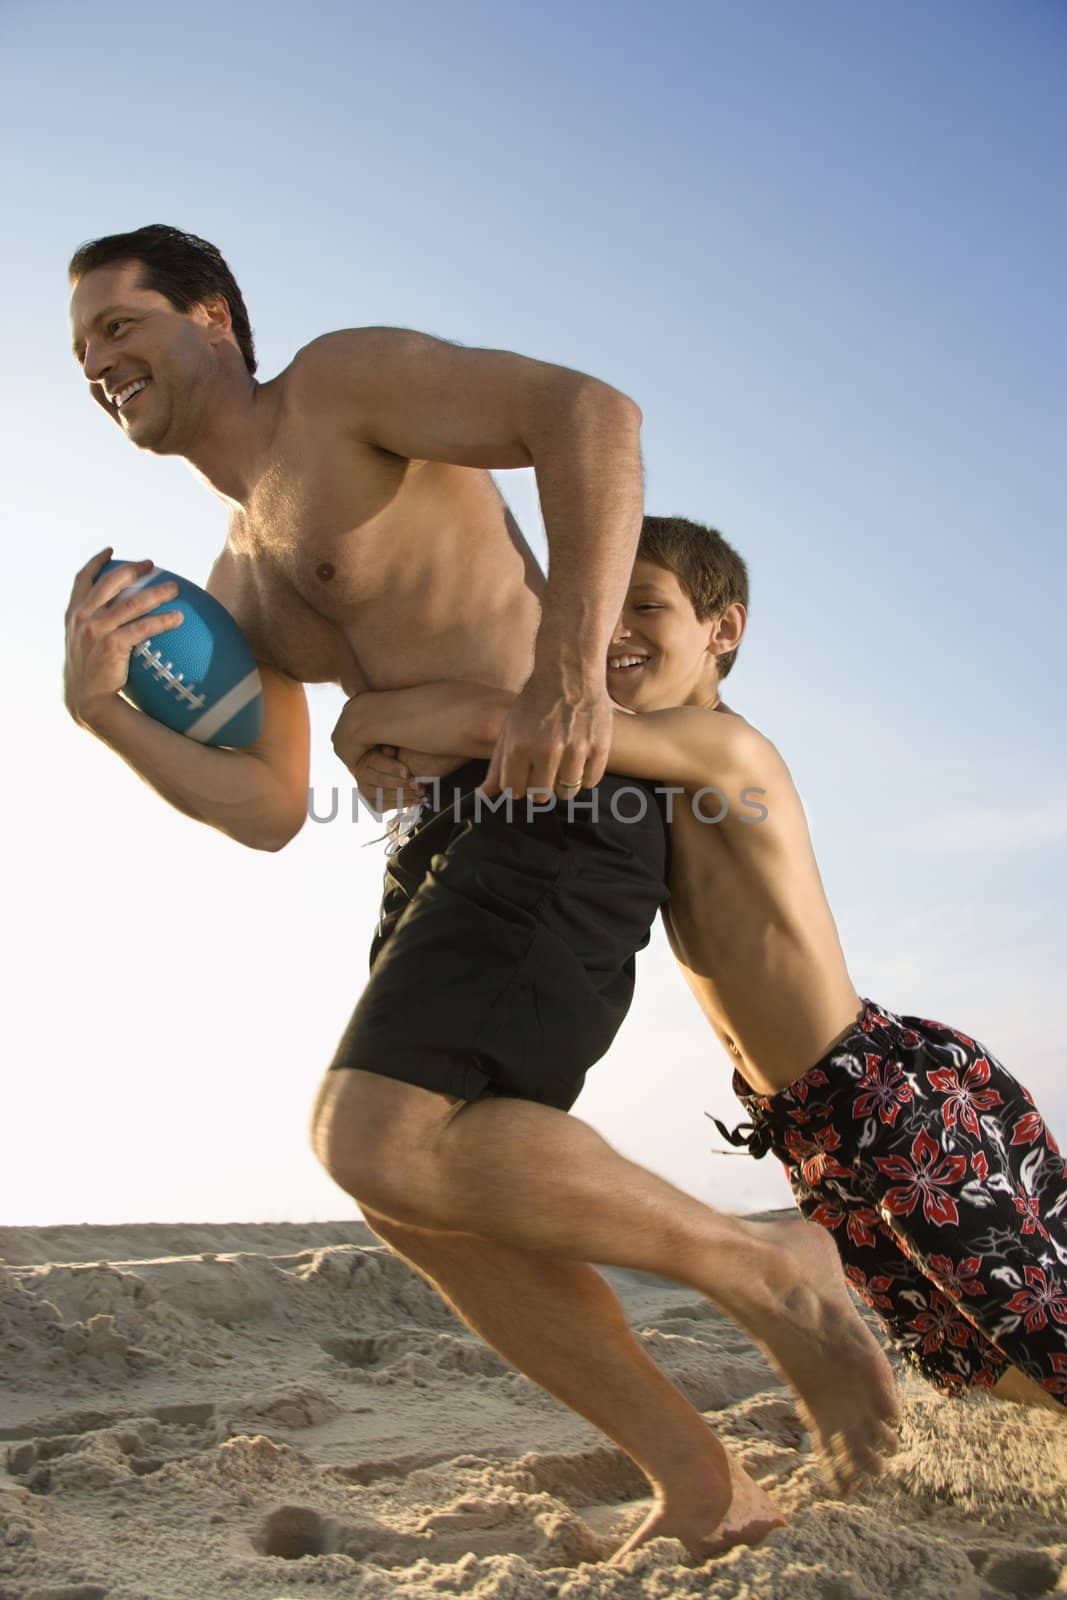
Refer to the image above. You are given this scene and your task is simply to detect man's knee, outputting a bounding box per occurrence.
[361,1205,448,1270]
[309,1067,456,1210]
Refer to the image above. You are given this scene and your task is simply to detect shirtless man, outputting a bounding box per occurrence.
[346,512,1067,1418]
[64,227,898,1563]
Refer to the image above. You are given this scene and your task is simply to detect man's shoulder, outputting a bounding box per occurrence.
[290,326,447,383]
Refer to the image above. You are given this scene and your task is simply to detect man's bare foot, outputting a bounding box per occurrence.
[719,1217,900,1489]
[609,1455,786,1565]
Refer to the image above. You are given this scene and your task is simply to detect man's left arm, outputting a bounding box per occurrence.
[305,328,643,797]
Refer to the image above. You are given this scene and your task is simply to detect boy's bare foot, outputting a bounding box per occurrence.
[609,1454,786,1565]
[718,1216,900,1489]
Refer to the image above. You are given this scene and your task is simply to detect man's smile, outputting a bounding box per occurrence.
[111,377,151,411]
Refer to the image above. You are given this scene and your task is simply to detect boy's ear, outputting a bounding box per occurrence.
[707,602,747,660]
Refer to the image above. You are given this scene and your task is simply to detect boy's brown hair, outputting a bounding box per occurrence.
[638,515,749,678]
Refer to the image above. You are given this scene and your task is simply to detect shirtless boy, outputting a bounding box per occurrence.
[343,513,1067,1416]
[64,228,897,1563]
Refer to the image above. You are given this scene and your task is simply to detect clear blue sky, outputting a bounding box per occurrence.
[2,0,1064,1225]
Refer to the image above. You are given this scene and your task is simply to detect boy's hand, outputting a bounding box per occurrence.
[331,694,373,775]
[394,748,468,802]
[349,746,422,813]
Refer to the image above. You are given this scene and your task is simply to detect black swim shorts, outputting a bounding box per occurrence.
[329,760,668,1110]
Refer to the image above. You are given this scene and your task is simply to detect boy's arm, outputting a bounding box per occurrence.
[336,681,758,790]
[333,682,513,765]
[605,704,757,790]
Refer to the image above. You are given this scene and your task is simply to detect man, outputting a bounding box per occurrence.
[342,512,1067,1417]
[65,227,897,1563]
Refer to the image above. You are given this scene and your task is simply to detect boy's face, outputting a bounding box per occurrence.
[607,558,726,710]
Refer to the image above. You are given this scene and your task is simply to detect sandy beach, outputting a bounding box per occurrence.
[2,1216,1064,1600]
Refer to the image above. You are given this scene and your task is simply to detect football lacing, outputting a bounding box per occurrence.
[132,642,207,710]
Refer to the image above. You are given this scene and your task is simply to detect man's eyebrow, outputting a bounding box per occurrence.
[629,583,670,594]
[71,305,135,355]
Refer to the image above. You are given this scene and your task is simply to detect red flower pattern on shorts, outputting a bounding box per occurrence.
[926,1254,987,1300]
[1046,1354,1067,1398]
[1003,1267,1067,1333]
[729,999,1066,1405]
[875,1128,968,1227]
[845,1265,895,1311]
[853,1055,913,1127]
[1011,1109,1047,1147]
[811,1200,881,1250]
[927,1057,1002,1137]
[906,1291,978,1354]
[1013,1189,1051,1242]
[787,1068,828,1104]
[859,1009,895,1034]
[782,1123,850,1186]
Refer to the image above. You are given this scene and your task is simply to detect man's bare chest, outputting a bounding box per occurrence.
[223,440,414,688]
[242,436,412,598]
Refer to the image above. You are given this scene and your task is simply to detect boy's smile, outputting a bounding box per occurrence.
[607,557,733,711]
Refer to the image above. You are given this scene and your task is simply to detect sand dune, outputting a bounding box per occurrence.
[2,1220,1064,1600]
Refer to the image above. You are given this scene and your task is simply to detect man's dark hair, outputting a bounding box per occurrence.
[68,225,257,376]
[638,515,749,678]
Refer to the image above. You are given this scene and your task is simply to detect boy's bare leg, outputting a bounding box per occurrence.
[314,1072,900,1487]
[993,1365,1065,1415]
[362,1206,786,1561]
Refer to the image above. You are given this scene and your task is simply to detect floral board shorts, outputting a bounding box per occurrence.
[722,1000,1067,1405]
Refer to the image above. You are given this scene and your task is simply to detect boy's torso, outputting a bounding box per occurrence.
[208,356,544,698]
[663,708,861,1097]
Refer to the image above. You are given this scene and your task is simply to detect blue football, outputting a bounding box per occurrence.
[101,560,264,748]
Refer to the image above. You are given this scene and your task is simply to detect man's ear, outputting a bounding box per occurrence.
[195,293,233,344]
[707,602,747,660]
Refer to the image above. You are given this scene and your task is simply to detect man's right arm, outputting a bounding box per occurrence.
[66,549,310,852]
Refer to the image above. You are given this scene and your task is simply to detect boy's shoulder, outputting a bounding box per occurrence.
[664,700,780,767]
[612,698,786,793]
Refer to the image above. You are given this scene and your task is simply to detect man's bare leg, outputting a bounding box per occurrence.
[313,1071,900,1486]
[362,1206,786,1562]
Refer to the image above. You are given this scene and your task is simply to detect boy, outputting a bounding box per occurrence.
[343,514,1066,1414]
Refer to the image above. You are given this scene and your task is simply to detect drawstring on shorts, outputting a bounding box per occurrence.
[705,1112,774,1160]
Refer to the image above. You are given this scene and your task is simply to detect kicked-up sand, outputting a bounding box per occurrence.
[1,1215,1064,1600]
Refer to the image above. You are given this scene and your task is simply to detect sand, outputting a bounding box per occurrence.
[2,1217,1064,1600]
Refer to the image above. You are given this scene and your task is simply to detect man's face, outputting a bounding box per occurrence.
[607,558,719,711]
[69,260,215,454]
